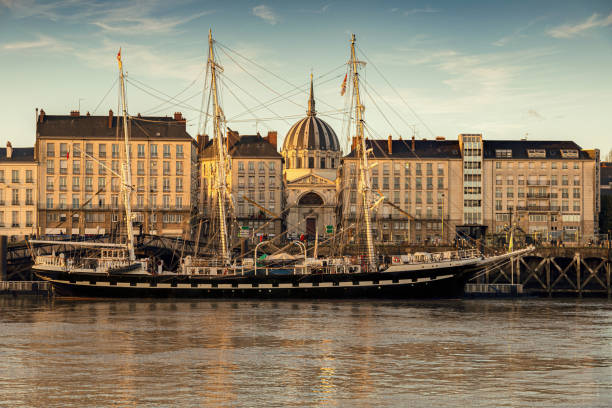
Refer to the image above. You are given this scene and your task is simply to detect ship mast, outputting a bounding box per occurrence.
[117,49,136,261]
[350,34,376,270]
[208,29,230,265]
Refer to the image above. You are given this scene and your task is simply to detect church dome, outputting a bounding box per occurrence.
[282,76,340,152]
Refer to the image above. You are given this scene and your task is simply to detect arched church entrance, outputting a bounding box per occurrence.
[298,192,324,239]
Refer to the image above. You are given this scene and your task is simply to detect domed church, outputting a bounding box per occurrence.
[282,76,342,240]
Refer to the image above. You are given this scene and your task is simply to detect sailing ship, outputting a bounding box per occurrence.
[32,32,532,298]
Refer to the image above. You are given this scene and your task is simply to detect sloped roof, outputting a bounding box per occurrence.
[344,139,462,159]
[201,134,281,159]
[0,147,35,162]
[601,162,612,189]
[482,140,590,159]
[37,114,194,141]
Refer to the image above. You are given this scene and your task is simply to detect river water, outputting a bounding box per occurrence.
[0,297,611,407]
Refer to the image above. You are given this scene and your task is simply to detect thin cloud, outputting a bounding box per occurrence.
[299,4,330,14]
[548,12,612,38]
[404,7,438,16]
[2,34,69,51]
[493,17,546,47]
[92,10,213,34]
[252,4,279,25]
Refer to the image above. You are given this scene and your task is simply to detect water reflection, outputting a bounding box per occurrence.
[0,297,611,407]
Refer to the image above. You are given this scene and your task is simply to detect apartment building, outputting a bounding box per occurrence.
[341,135,600,245]
[35,109,197,239]
[0,143,37,241]
[340,136,463,244]
[200,130,283,239]
[483,140,600,243]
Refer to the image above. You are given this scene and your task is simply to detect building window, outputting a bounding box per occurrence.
[176,178,183,192]
[176,145,184,158]
[11,170,19,183]
[308,157,314,169]
[46,143,55,157]
[320,158,326,169]
[163,144,171,158]
[176,161,183,175]
[85,143,93,156]
[248,161,254,172]
[238,161,244,171]
[150,144,158,158]
[47,160,54,175]
[86,160,93,175]
[98,144,106,158]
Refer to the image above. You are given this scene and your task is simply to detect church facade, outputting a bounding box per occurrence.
[280,77,342,240]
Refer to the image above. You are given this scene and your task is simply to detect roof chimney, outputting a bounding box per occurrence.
[351,136,357,151]
[411,134,415,152]
[70,110,79,117]
[227,128,240,149]
[6,141,13,159]
[108,109,113,128]
[387,134,392,155]
[435,136,445,141]
[174,112,183,121]
[39,109,45,124]
[266,131,278,149]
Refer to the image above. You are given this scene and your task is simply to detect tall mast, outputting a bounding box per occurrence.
[208,29,230,265]
[350,34,376,270]
[117,49,136,261]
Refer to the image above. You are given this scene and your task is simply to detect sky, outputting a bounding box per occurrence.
[1,0,611,156]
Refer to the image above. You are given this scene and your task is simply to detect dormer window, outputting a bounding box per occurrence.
[560,149,578,158]
[527,149,546,158]
[495,149,512,158]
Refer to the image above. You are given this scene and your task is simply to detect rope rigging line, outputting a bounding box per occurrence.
[215,40,346,114]
[125,77,207,117]
[216,76,272,132]
[356,44,436,139]
[93,77,119,114]
[142,65,205,115]
[226,70,346,122]
[217,73,291,128]
[217,46,306,112]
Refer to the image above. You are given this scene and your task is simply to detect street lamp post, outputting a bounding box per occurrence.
[293,241,307,274]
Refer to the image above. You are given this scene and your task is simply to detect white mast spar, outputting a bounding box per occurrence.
[350,34,376,270]
[208,29,230,265]
[117,49,136,262]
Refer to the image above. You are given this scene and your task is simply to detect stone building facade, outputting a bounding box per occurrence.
[341,135,600,244]
[340,136,462,244]
[35,109,197,239]
[0,143,37,241]
[280,78,342,240]
[200,130,283,239]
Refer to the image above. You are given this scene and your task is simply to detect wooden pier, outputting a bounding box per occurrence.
[475,249,611,298]
[0,281,51,295]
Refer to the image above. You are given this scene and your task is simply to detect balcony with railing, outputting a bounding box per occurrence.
[527,180,550,186]
[527,193,550,198]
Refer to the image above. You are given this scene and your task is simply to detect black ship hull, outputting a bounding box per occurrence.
[34,261,486,299]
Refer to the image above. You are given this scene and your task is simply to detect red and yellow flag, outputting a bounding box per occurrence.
[340,73,347,96]
[117,48,122,70]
